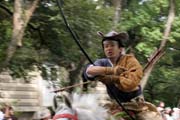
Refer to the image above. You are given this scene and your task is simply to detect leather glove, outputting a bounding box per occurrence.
[95,75,112,84]
[95,75,119,84]
[105,66,127,75]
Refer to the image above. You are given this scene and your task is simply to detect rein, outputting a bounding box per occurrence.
[56,0,135,120]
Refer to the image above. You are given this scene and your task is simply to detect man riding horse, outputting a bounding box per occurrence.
[83,31,163,120]
[83,31,143,103]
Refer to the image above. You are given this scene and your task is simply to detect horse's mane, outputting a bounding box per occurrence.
[66,93,109,120]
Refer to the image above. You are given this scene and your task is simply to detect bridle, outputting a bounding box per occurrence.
[53,112,78,120]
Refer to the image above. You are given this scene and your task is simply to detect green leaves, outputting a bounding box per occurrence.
[0,0,179,106]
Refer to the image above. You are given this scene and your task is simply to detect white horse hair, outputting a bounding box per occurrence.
[53,93,109,120]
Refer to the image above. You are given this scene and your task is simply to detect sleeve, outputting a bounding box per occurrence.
[82,64,95,81]
[94,59,105,66]
[82,59,105,81]
[114,55,143,92]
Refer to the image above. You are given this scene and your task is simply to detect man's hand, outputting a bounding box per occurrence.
[105,66,127,75]
[115,66,127,75]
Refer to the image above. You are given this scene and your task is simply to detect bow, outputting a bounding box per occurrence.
[56,0,135,119]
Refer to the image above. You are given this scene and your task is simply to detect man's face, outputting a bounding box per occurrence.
[9,109,14,115]
[103,40,122,59]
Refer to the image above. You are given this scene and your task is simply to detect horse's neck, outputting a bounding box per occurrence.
[76,108,107,120]
[72,94,109,120]
[56,108,75,115]
[55,93,109,120]
[76,108,99,120]
[56,106,76,120]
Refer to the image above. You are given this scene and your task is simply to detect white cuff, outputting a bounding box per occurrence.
[86,65,94,78]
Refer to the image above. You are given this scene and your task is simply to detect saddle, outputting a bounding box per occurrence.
[106,96,163,120]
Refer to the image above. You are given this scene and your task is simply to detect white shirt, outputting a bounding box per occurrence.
[0,111,4,120]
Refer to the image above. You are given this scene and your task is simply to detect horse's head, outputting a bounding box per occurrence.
[53,93,109,120]
[53,93,78,120]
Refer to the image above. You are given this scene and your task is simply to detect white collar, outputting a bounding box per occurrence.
[108,59,113,67]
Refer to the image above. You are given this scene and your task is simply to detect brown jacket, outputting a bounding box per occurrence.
[112,54,143,92]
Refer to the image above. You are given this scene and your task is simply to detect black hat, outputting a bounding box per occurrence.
[97,31,129,47]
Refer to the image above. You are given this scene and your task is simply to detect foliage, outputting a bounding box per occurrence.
[144,46,180,106]
[0,20,12,62]
[0,0,179,106]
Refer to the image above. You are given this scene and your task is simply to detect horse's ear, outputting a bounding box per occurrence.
[53,95,58,110]
[63,94,72,108]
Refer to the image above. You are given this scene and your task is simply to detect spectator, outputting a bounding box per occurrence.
[0,110,4,120]
[1,105,18,120]
[171,107,180,120]
[157,101,166,119]
[164,107,173,120]
[157,101,165,112]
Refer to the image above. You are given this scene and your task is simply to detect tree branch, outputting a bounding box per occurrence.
[159,0,175,49]
[141,0,175,90]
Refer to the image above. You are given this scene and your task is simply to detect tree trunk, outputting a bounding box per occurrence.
[112,0,122,29]
[141,0,175,90]
[68,57,87,92]
[5,0,39,65]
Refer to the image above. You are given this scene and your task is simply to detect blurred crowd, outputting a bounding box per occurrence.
[0,102,179,120]
[157,101,180,120]
[0,105,17,120]
[0,105,52,120]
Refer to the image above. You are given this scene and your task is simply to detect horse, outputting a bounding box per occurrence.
[52,92,164,120]
[52,93,110,120]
